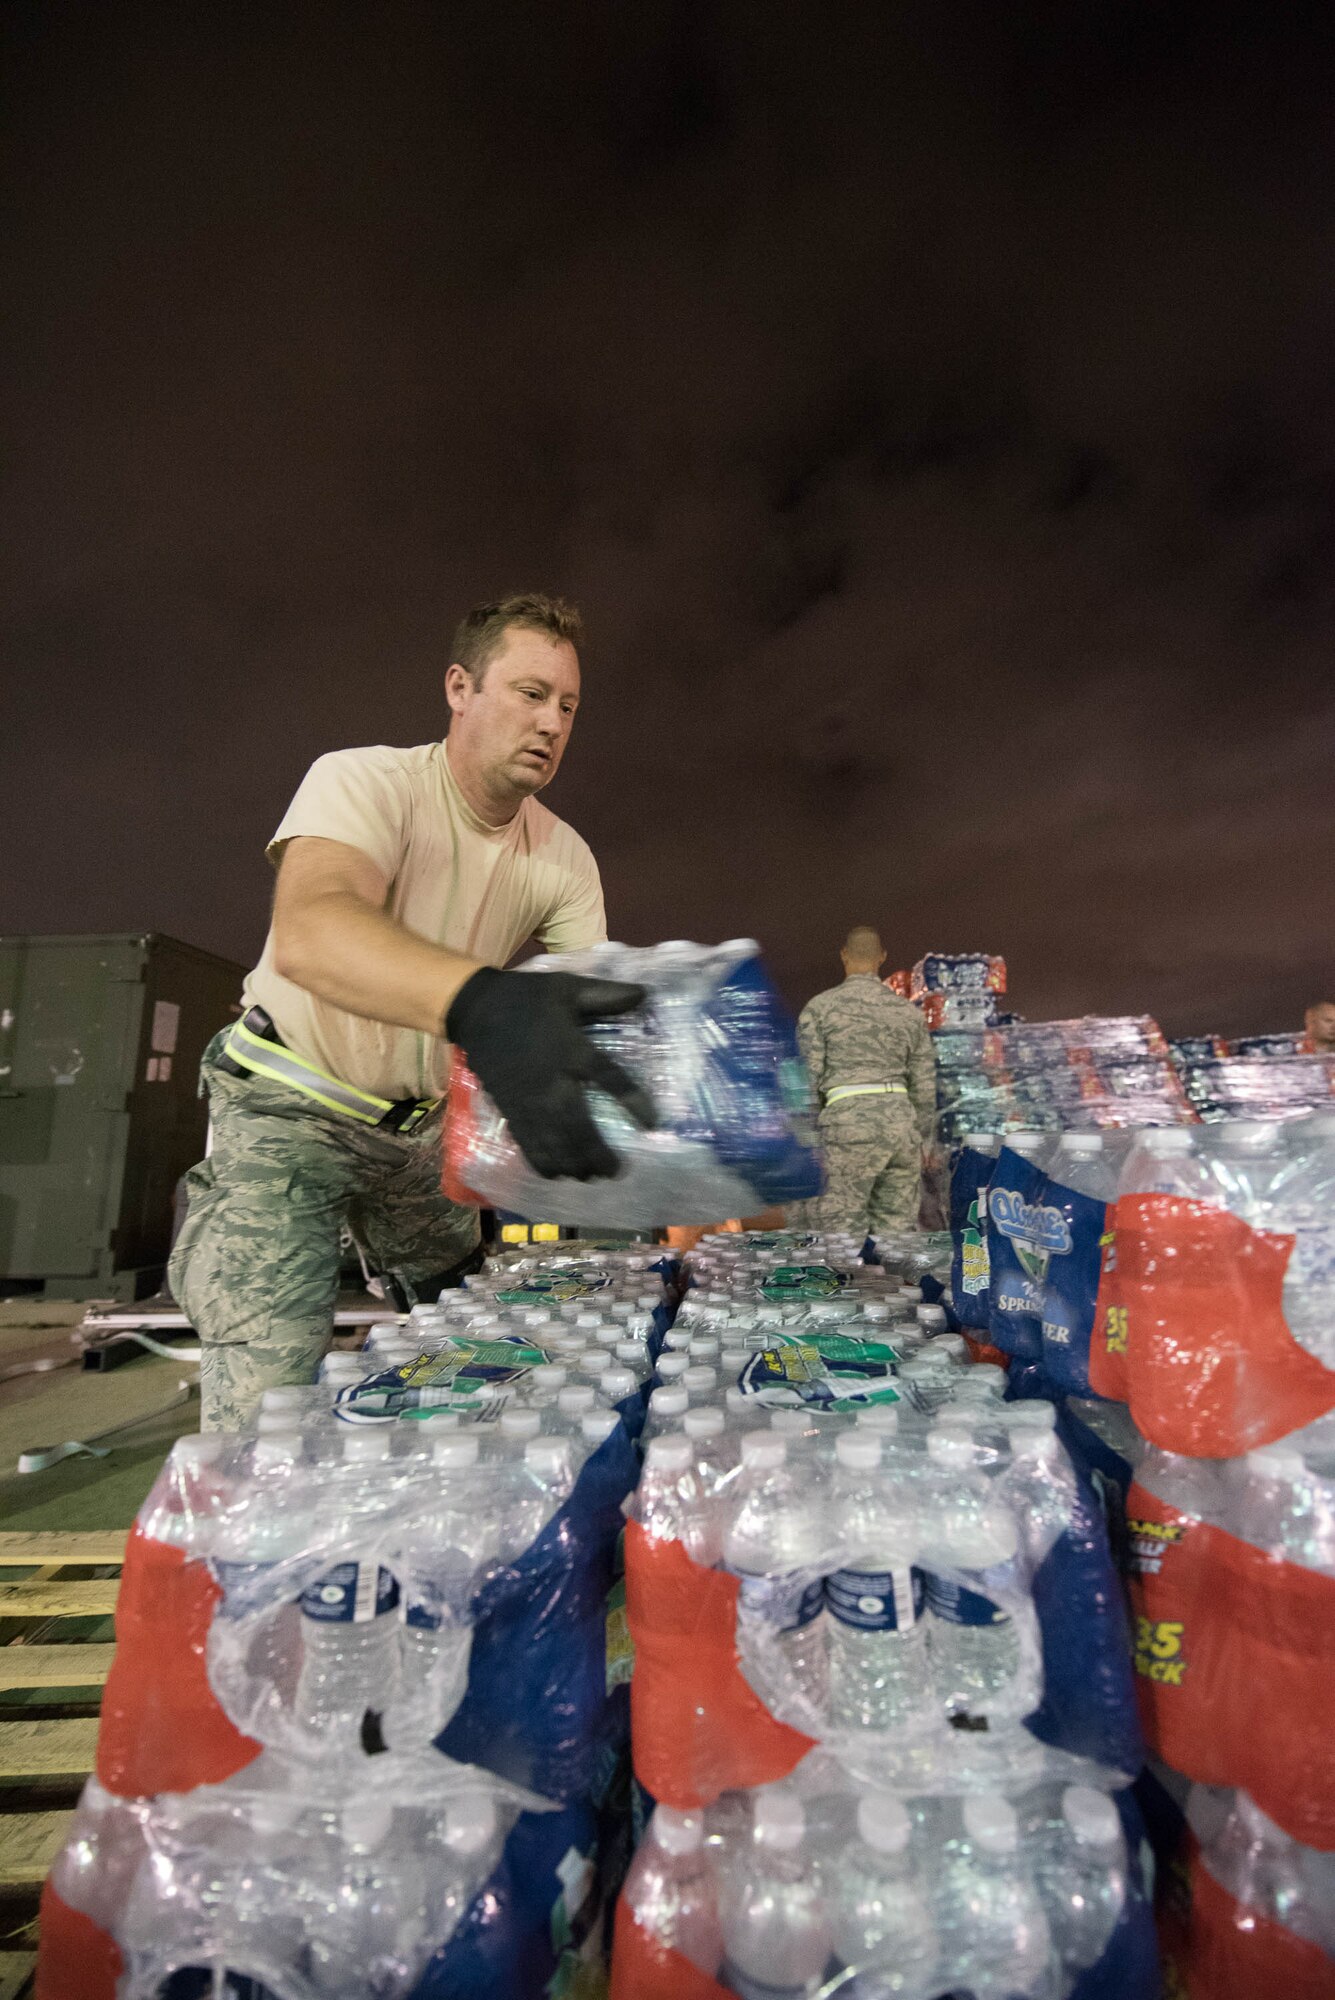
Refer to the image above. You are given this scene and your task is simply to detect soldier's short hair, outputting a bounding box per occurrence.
[451,593,584,686]
[843,926,884,960]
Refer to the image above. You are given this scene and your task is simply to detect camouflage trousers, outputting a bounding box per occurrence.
[804,1093,924,1238]
[169,1034,479,1430]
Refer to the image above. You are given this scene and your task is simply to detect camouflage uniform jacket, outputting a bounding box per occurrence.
[797,976,938,1141]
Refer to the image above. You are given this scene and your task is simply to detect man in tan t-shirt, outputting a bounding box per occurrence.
[170,592,652,1427]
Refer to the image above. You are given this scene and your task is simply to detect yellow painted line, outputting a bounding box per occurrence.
[0,1643,115,1692]
[0,1579,121,1619]
[0,1718,99,1780]
[0,1810,73,1888]
[0,1533,127,1568]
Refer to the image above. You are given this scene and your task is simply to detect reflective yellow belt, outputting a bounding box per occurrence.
[221,1009,437,1133]
[824,1082,909,1105]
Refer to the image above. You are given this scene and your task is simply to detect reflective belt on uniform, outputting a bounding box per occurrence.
[824,1082,910,1106]
[219,1008,438,1134]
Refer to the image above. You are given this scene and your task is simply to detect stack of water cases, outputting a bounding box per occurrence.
[613,1226,1155,2000]
[36,1241,677,2000]
[934,1017,1192,1149]
[909,952,1008,1032]
[951,1110,1335,1996]
[1173,1036,1335,1123]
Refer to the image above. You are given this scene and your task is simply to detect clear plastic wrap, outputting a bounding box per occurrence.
[611,1766,1158,2000]
[42,1756,535,2000]
[625,1406,1139,1805]
[1178,1052,1335,1122]
[444,939,821,1226]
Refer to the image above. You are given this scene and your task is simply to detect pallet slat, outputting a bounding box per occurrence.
[0,1954,36,2000]
[0,1579,121,1618]
[0,1718,99,1779]
[0,1643,116,1693]
[0,1533,127,1569]
[0,1810,72,1888]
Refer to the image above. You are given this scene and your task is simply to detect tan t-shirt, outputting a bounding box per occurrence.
[243,739,606,1100]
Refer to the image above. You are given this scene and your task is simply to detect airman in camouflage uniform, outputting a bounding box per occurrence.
[796,927,937,1238]
[170,1036,479,1430]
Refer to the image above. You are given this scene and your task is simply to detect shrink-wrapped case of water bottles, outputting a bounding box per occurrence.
[948,1092,1335,1996]
[36,1242,676,2000]
[610,1224,1153,2000]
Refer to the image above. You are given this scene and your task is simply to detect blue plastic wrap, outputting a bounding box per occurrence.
[950,1140,1000,1331]
[986,1144,1052,1361]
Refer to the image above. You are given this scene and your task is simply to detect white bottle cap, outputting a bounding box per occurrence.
[1218,1120,1280,1148]
[1014,1428,1060,1463]
[579,1350,612,1374]
[616,1341,646,1364]
[740,1433,787,1470]
[897,1284,922,1301]
[1005,1131,1047,1158]
[500,1408,543,1438]
[683,1366,719,1395]
[1142,1127,1194,1153]
[657,1355,690,1381]
[525,1439,571,1477]
[171,1434,225,1468]
[602,1368,636,1398]
[860,1302,890,1323]
[856,1404,899,1433]
[962,1131,999,1151]
[576,1312,604,1329]
[684,1407,726,1440]
[1247,1443,1305,1479]
[645,1434,694,1474]
[557,1386,596,1415]
[433,1434,481,1469]
[769,1408,809,1434]
[725,1387,752,1416]
[1062,1131,1104,1153]
[857,1793,911,1854]
[524,1309,557,1326]
[342,1430,392,1462]
[836,1433,882,1471]
[964,1794,1019,1854]
[255,1410,301,1438]
[688,1339,721,1362]
[653,1804,705,1856]
[719,1346,749,1370]
[260,1387,308,1411]
[581,1411,619,1445]
[444,1790,500,1857]
[1063,1786,1120,1848]
[531,1365,569,1390]
[937,1334,968,1360]
[650,1387,690,1418]
[637,1294,662,1311]
[754,1788,805,1851]
[343,1800,394,1849]
[916,1305,948,1329]
[927,1425,976,1470]
[252,1435,301,1468]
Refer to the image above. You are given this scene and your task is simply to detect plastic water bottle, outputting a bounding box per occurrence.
[387,1434,491,1750]
[722,1435,829,1715]
[294,1432,402,1745]
[1037,1786,1126,1974]
[921,1427,1023,1713]
[1268,1111,1335,1367]
[719,1788,832,2000]
[1116,1125,1217,1201]
[639,1434,721,1565]
[621,1804,725,1978]
[829,1792,938,1997]
[944,1795,1054,2000]
[1235,1443,1335,1571]
[307,1799,429,1996]
[825,1433,931,1731]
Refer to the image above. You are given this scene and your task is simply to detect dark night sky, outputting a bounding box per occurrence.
[4,1,1334,1036]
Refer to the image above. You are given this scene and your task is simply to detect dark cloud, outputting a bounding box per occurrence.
[2,0,1333,1035]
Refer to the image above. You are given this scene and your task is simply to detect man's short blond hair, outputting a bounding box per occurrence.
[451,592,584,686]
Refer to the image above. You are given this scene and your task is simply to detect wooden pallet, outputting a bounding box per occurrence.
[0,1530,125,1933]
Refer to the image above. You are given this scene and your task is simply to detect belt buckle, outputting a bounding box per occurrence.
[385,1099,434,1136]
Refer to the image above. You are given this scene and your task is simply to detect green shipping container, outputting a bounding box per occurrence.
[0,933,245,1300]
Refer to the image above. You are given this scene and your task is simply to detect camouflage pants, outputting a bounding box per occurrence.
[806,1094,923,1238]
[169,1035,479,1430]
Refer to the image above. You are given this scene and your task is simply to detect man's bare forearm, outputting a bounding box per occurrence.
[274,889,483,1037]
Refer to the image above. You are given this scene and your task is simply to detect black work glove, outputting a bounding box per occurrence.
[446,967,656,1180]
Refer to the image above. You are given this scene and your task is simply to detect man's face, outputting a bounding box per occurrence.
[446,628,580,799]
[1307,1002,1335,1049]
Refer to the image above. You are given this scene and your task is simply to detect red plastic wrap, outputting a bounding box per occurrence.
[1126,1477,1335,1848]
[623,1521,815,1808]
[96,1524,260,1797]
[610,1909,730,2000]
[1088,1195,1335,1456]
[441,1050,487,1208]
[1160,1829,1335,2000]
[33,1889,122,2000]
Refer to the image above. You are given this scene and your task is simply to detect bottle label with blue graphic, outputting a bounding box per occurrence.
[732,1569,825,1633]
[825,1564,925,1631]
[299,1560,401,1624]
[924,1565,1013,1628]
